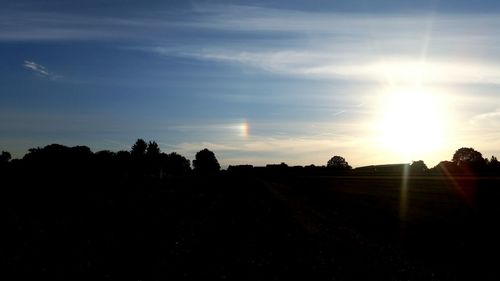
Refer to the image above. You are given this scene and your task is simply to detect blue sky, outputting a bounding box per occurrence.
[2,0,500,167]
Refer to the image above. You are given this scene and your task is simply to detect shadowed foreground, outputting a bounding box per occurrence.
[4,166,500,280]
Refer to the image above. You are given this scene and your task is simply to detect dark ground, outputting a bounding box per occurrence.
[3,172,500,280]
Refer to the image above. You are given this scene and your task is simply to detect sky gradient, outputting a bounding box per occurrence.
[2,0,500,167]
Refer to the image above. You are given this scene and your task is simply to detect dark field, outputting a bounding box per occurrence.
[4,173,500,280]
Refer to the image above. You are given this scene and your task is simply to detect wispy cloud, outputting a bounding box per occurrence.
[23,60,61,80]
[6,5,500,88]
[0,11,140,41]
[141,5,500,86]
[163,48,500,85]
[470,110,500,127]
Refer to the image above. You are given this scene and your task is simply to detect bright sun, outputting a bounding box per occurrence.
[376,87,448,159]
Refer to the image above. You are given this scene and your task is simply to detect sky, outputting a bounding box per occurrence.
[2,0,500,168]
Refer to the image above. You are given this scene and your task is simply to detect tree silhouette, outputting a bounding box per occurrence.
[145,141,162,176]
[22,144,92,164]
[0,151,11,163]
[146,141,161,157]
[327,155,351,170]
[131,139,147,156]
[95,150,116,161]
[410,160,428,174]
[452,147,486,169]
[164,152,191,176]
[490,156,499,166]
[452,147,484,165]
[193,148,220,174]
[116,150,131,162]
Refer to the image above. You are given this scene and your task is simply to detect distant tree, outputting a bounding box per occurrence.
[488,156,499,165]
[452,147,484,165]
[0,151,11,163]
[327,155,351,170]
[23,144,92,163]
[95,150,115,159]
[452,147,486,169]
[431,160,456,174]
[70,146,93,160]
[131,139,147,156]
[116,150,131,161]
[146,141,161,157]
[488,156,500,173]
[115,150,131,171]
[410,160,428,174]
[20,144,93,178]
[164,152,191,176]
[193,148,220,174]
[95,150,116,165]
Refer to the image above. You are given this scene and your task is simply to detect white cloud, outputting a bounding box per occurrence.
[23,60,61,80]
[170,48,500,85]
[139,5,500,86]
[470,110,500,127]
[6,6,500,88]
[150,42,500,85]
[23,60,49,75]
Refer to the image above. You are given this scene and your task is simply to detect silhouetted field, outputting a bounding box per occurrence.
[4,168,500,280]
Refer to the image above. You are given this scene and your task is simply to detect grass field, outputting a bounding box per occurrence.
[4,173,500,280]
[265,175,500,280]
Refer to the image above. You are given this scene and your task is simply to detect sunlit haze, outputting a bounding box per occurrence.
[2,0,500,167]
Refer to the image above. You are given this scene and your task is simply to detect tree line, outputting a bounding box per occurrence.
[0,139,221,178]
[1,140,500,177]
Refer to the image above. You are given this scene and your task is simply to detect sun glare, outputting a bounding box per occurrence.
[376,87,448,160]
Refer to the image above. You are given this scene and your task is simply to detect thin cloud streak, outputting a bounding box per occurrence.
[470,110,500,127]
[6,6,500,87]
[170,48,500,85]
[23,60,62,80]
[23,60,49,76]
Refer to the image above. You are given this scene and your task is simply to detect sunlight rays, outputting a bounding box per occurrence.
[399,164,410,221]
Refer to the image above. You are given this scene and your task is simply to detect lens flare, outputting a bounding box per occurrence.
[400,164,409,221]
